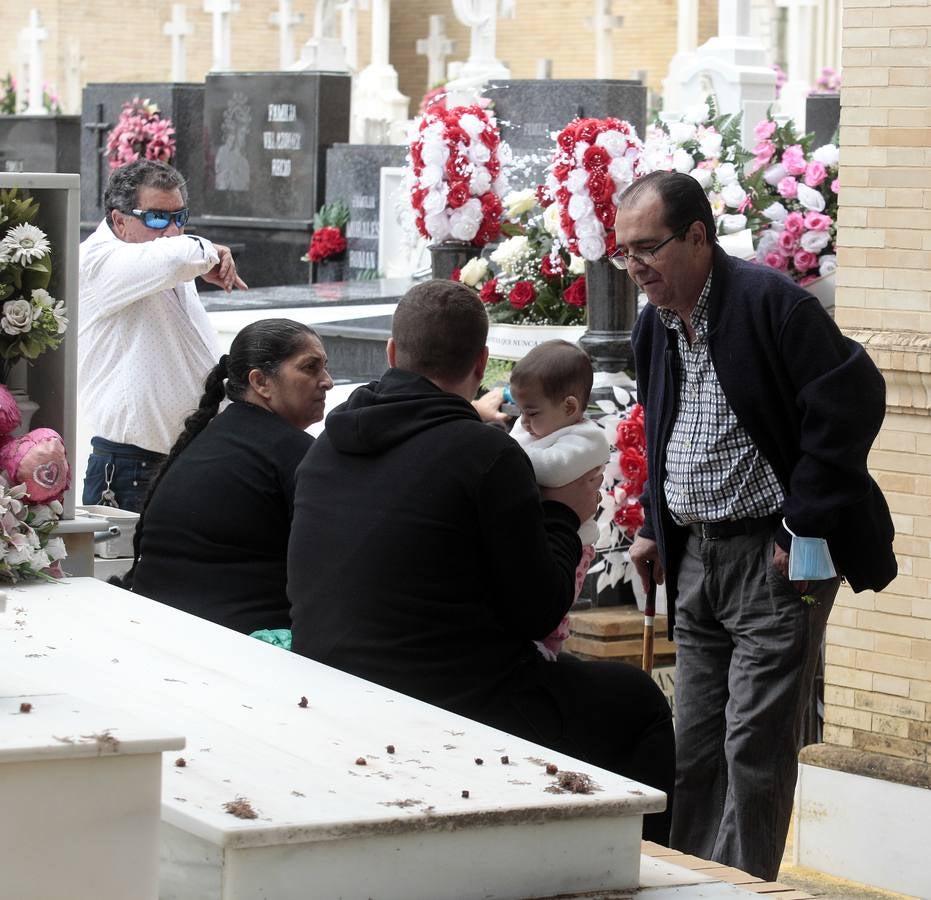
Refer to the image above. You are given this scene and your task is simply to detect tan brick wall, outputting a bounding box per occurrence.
[824,0,931,766]
[2,1,714,115]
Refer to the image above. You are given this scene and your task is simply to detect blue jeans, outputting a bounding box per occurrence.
[82,437,166,513]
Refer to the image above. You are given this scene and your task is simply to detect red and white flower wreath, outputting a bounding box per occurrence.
[546,117,644,261]
[407,104,511,247]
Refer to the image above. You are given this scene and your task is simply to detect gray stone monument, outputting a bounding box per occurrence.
[200,71,351,286]
[0,115,80,174]
[805,93,840,148]
[79,82,204,234]
[324,143,407,279]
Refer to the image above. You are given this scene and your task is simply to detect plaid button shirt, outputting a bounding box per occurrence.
[659,273,785,525]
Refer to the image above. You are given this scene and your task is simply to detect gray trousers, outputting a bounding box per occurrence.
[669,526,839,881]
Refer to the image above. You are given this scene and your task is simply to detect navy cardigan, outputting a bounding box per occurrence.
[632,245,897,627]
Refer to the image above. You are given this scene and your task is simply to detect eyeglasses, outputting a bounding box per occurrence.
[128,208,190,230]
[609,226,688,271]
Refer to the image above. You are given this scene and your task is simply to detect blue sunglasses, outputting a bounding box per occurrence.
[129,207,190,229]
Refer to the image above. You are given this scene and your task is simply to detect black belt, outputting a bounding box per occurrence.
[92,446,166,464]
[686,514,780,540]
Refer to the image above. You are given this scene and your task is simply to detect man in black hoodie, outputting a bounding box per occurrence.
[288,279,675,842]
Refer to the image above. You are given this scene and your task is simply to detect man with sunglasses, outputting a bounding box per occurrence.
[79,159,247,511]
[615,171,895,879]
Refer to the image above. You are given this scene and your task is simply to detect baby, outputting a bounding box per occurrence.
[508,340,609,661]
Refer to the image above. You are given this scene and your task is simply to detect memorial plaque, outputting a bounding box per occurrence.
[324,144,406,279]
[484,79,648,181]
[203,71,350,223]
[80,82,204,231]
[805,93,840,148]
[0,116,80,174]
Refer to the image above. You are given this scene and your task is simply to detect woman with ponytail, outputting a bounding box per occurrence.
[129,318,333,634]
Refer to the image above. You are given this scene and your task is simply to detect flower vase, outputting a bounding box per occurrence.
[1,359,39,437]
[579,259,639,375]
[312,257,348,284]
[429,242,481,281]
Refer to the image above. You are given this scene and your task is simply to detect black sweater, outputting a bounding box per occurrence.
[132,401,312,634]
[633,245,896,622]
[288,369,582,719]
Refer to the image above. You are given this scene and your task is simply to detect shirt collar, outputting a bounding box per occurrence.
[658,270,713,339]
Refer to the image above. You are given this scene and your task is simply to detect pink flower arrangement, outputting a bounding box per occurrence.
[406,104,510,247]
[546,117,643,261]
[105,97,177,171]
[748,116,839,285]
[812,67,842,94]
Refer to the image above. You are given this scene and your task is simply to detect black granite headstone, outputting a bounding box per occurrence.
[483,79,648,181]
[80,83,204,232]
[0,116,80,174]
[324,144,407,279]
[197,71,351,287]
[805,93,840,148]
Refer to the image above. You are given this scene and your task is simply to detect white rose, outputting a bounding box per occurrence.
[689,168,713,190]
[684,102,709,124]
[568,254,586,275]
[30,288,53,307]
[503,188,536,219]
[818,254,837,276]
[44,536,67,562]
[669,121,697,144]
[469,167,492,195]
[595,130,632,158]
[490,235,530,272]
[420,164,445,188]
[577,233,607,261]
[424,211,451,242]
[468,141,491,165]
[720,182,747,209]
[812,143,839,167]
[763,164,787,187]
[796,183,826,212]
[800,230,831,253]
[715,162,738,185]
[720,214,747,234]
[422,186,448,214]
[449,209,480,242]
[568,193,595,220]
[608,156,634,186]
[672,148,695,174]
[458,113,484,138]
[459,256,489,286]
[492,175,509,197]
[421,137,449,167]
[543,202,561,236]
[566,168,591,195]
[762,202,788,222]
[2,298,34,335]
[698,131,723,158]
[574,215,603,238]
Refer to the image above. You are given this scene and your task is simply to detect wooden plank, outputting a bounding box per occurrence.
[741,884,803,894]
[663,854,723,870]
[699,865,764,884]
[564,634,677,660]
[640,840,683,857]
[568,608,668,638]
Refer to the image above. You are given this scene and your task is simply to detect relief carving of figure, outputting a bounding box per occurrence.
[215,92,252,192]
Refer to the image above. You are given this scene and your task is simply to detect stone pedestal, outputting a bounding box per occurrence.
[805,93,840,148]
[579,259,638,376]
[429,241,481,280]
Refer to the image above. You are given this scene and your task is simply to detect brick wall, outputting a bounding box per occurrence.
[2,1,716,115]
[821,0,931,766]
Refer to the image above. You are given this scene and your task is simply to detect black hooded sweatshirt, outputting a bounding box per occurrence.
[288,368,582,718]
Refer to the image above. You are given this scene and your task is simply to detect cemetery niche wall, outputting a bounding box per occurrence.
[0,115,80,175]
[199,71,351,288]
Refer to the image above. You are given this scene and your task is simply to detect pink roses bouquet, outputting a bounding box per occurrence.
[748,116,839,285]
[546,117,643,261]
[105,97,176,171]
[407,104,510,247]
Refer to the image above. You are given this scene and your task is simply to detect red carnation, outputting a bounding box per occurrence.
[563,277,586,308]
[448,179,470,209]
[480,278,503,304]
[541,254,566,278]
[508,280,536,310]
[309,226,347,262]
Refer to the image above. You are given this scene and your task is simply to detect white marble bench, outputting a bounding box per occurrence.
[0,690,184,900]
[1,578,666,900]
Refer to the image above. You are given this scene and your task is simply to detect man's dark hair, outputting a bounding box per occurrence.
[618,170,717,246]
[392,279,488,382]
[510,340,594,407]
[104,159,188,226]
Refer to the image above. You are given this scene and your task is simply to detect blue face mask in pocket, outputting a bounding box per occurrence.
[783,519,837,581]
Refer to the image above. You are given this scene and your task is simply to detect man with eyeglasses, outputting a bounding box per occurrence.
[79,159,247,511]
[615,171,896,879]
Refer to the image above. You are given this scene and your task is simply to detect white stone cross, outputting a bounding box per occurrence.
[716,0,752,38]
[585,0,624,79]
[416,15,455,89]
[22,9,48,116]
[163,4,193,82]
[269,0,302,69]
[450,0,513,84]
[203,0,239,72]
[676,0,698,54]
[338,0,368,71]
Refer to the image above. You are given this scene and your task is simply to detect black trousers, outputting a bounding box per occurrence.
[482,652,675,844]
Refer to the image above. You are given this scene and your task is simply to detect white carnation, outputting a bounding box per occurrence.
[608,156,634,186]
[421,136,449,167]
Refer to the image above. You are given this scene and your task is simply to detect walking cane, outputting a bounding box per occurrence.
[641,561,657,675]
